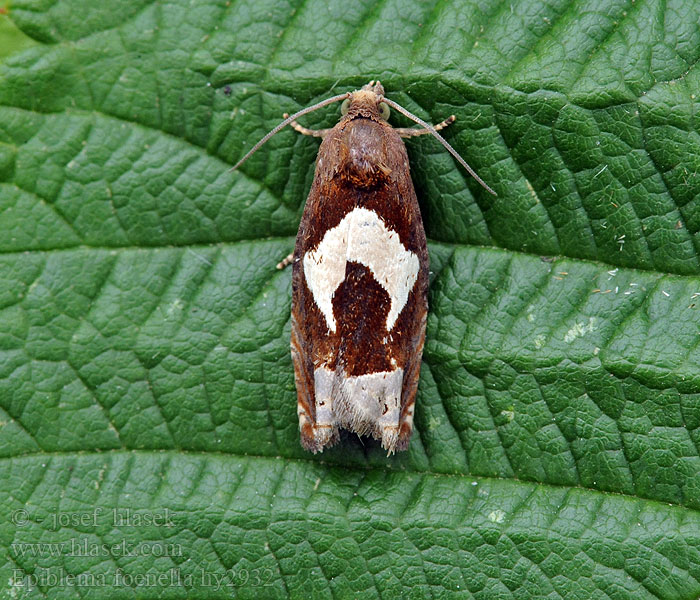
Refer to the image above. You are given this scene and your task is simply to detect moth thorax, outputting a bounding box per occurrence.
[339,119,391,188]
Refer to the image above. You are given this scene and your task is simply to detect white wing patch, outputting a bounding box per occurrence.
[303,207,419,332]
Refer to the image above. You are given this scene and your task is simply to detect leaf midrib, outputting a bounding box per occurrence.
[4,447,700,516]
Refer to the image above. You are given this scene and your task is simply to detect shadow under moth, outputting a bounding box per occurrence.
[233,81,495,454]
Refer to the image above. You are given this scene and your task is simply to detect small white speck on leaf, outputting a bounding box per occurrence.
[488,509,506,523]
[564,317,597,343]
[166,298,184,317]
[594,164,608,178]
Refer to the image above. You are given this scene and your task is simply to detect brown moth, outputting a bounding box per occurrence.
[233,81,495,454]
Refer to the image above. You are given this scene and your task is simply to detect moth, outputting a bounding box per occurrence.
[233,81,494,454]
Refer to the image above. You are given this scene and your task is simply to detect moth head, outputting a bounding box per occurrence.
[340,80,391,122]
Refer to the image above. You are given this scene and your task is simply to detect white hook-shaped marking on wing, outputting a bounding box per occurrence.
[303,207,419,333]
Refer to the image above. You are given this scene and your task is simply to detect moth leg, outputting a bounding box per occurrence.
[283,113,331,138]
[395,115,455,138]
[276,252,294,270]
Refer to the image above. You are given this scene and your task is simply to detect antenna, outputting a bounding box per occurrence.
[381,97,496,196]
[231,92,351,171]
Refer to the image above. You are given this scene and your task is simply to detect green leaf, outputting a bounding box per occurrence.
[1,0,699,598]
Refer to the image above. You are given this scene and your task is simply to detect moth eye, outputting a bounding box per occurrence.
[340,98,350,115]
[379,102,390,120]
